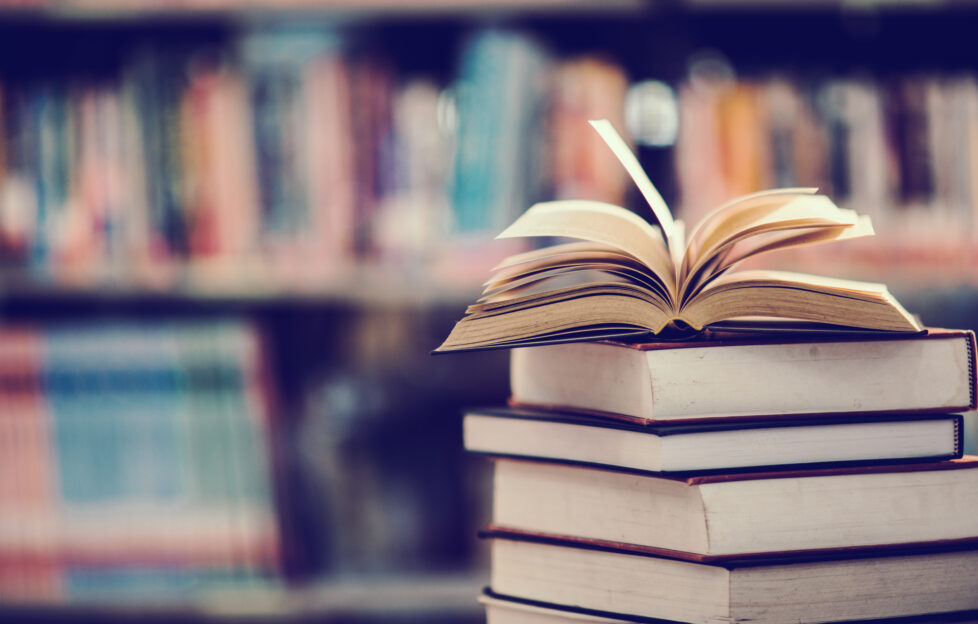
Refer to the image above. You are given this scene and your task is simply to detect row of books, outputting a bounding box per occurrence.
[466,330,978,623]
[0,321,280,602]
[675,70,978,281]
[3,25,977,290]
[0,27,578,288]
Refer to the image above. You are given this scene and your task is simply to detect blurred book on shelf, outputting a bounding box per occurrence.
[0,320,280,604]
[549,57,630,205]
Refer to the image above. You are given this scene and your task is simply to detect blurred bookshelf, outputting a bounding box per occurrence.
[2,1,978,623]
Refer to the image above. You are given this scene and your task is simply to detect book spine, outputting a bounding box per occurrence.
[451,29,548,238]
[967,331,977,410]
[954,414,964,458]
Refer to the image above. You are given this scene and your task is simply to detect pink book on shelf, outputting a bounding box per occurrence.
[183,66,260,260]
[306,52,356,274]
[0,327,60,601]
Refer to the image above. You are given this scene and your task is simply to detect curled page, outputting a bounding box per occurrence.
[497,199,675,298]
[588,119,682,265]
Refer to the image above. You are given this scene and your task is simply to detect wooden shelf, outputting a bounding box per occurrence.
[0,263,483,308]
[0,572,487,622]
[0,0,644,21]
[4,0,974,20]
[0,238,972,308]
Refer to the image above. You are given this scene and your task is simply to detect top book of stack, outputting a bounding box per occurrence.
[435,119,922,353]
[509,330,977,424]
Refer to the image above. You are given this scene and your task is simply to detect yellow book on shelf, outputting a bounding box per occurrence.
[436,119,921,353]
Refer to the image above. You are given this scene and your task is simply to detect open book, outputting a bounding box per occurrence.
[436,120,921,353]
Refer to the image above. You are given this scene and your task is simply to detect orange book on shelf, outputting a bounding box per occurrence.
[675,81,728,225]
[550,57,630,205]
[183,65,260,260]
[716,83,771,198]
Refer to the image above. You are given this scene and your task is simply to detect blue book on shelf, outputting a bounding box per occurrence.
[451,29,549,237]
[26,84,71,270]
[240,26,341,238]
[127,48,192,256]
[45,327,123,503]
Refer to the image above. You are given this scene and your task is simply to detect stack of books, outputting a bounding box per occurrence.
[436,119,978,623]
[464,332,978,624]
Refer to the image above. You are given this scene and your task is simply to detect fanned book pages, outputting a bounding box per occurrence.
[436,120,921,352]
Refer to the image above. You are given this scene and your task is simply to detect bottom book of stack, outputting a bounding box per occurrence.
[481,590,978,624]
[483,530,978,624]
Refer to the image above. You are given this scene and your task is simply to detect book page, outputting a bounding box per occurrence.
[714,215,872,272]
[497,200,676,299]
[682,188,817,273]
[491,241,624,272]
[681,216,875,302]
[682,270,921,332]
[686,194,857,271]
[588,119,682,264]
[485,245,672,301]
[436,290,673,352]
[482,263,670,303]
[680,196,869,296]
[489,243,661,282]
[468,281,671,316]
